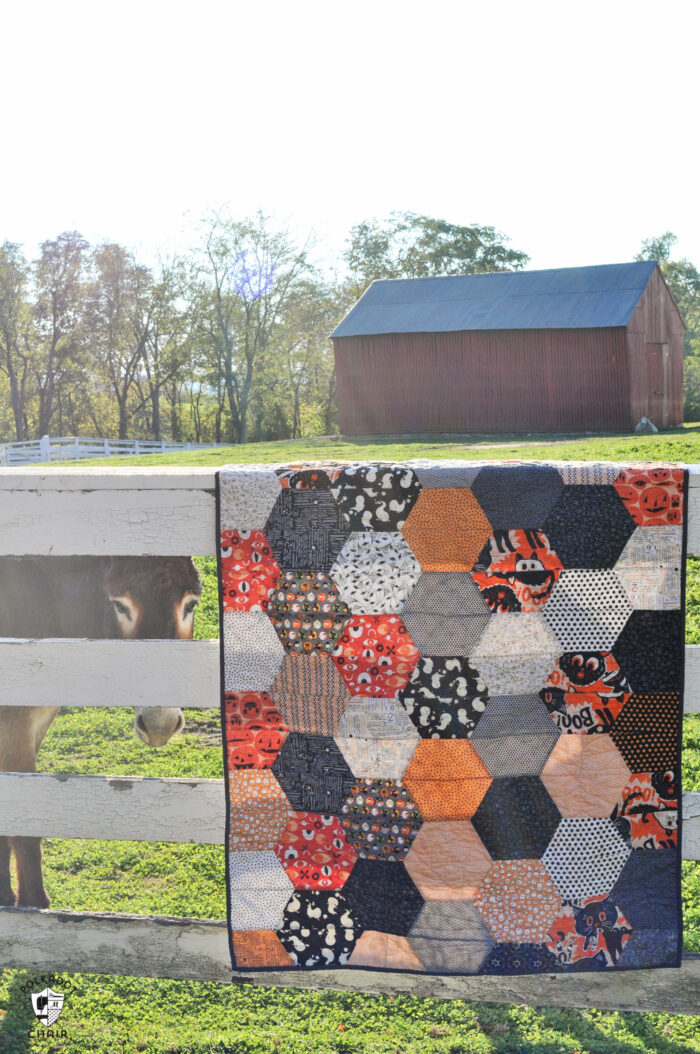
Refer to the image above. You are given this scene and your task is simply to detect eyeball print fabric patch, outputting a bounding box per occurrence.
[217,460,686,975]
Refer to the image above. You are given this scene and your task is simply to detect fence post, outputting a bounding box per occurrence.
[104,439,109,455]
[40,435,50,462]
[135,441,140,455]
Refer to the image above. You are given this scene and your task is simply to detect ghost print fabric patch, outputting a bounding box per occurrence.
[217,460,686,975]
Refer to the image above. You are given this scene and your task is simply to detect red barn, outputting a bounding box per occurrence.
[331,261,684,435]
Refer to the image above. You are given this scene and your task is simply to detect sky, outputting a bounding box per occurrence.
[1,0,698,275]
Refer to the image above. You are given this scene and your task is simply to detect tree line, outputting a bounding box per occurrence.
[1,213,698,444]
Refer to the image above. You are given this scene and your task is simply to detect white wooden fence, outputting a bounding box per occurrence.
[0,435,227,466]
[0,465,698,1014]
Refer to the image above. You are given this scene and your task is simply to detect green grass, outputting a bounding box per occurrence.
[2,436,700,1052]
[64,421,700,469]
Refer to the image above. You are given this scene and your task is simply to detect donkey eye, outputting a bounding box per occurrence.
[113,600,131,619]
[184,599,198,616]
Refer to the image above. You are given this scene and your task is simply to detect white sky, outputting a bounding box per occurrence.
[1,0,698,274]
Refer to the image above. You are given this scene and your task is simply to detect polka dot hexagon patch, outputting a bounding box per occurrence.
[542,818,631,900]
[542,570,632,652]
[401,488,492,571]
[400,572,492,657]
[223,611,286,692]
[403,740,492,821]
[474,860,562,943]
[228,850,294,930]
[228,770,294,852]
[266,571,351,654]
[339,778,423,860]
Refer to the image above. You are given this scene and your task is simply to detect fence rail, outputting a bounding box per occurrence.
[0,906,696,1013]
[0,464,698,1012]
[0,435,228,466]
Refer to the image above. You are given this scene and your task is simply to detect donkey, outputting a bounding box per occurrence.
[0,555,202,908]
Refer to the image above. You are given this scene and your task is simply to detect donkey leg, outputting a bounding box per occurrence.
[12,837,50,909]
[0,837,14,905]
[0,707,59,910]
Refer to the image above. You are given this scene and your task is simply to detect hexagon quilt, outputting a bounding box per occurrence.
[217,459,686,975]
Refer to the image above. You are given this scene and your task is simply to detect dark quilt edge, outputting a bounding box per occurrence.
[216,469,239,973]
[675,464,689,968]
[225,950,683,977]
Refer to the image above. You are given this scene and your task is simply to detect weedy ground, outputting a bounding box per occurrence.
[1,430,699,1052]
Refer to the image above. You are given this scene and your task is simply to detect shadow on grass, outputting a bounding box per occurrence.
[0,971,35,1053]
[499,1003,699,1054]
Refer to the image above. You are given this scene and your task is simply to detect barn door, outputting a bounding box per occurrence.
[645,342,669,428]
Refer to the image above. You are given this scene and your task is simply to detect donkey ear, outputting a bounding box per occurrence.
[186,557,202,591]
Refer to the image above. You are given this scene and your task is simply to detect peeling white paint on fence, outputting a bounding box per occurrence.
[0,773,697,856]
[0,639,221,708]
[0,906,698,1013]
[684,791,700,862]
[0,463,698,554]
[0,773,225,843]
[1,637,698,713]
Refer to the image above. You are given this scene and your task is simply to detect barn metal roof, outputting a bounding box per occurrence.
[331,261,659,337]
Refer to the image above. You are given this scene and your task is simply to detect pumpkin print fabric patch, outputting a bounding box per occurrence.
[217,460,686,975]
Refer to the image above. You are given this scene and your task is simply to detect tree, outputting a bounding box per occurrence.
[343,212,529,290]
[264,277,340,438]
[636,232,700,356]
[33,231,89,436]
[192,211,314,444]
[0,242,33,440]
[131,261,190,441]
[87,244,154,440]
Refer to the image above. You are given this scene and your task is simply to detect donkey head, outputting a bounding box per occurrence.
[104,557,202,747]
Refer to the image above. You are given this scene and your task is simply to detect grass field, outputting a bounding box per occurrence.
[1,432,699,1052]
[80,421,700,469]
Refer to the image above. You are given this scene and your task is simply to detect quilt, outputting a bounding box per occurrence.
[216,459,686,976]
